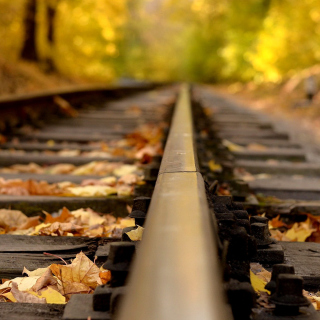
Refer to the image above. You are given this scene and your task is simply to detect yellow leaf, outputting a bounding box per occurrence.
[250,271,270,294]
[113,165,138,177]
[32,223,52,235]
[72,162,98,175]
[2,291,16,302]
[29,287,66,304]
[99,176,117,185]
[208,160,222,172]
[223,139,244,152]
[285,221,315,242]
[126,226,144,241]
[119,218,135,228]
[67,186,117,197]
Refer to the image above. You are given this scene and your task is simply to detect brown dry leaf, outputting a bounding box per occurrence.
[117,185,133,196]
[71,208,105,226]
[270,215,287,229]
[47,163,76,175]
[11,282,46,303]
[44,207,73,224]
[0,209,28,229]
[247,143,268,151]
[32,268,57,292]
[99,270,111,285]
[54,96,78,118]
[118,174,141,185]
[17,216,41,230]
[38,222,84,236]
[50,252,100,290]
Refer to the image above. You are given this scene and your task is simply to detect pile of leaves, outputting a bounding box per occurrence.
[250,263,320,310]
[5,124,165,165]
[0,171,144,197]
[0,207,135,238]
[0,161,141,176]
[269,213,320,242]
[0,252,111,304]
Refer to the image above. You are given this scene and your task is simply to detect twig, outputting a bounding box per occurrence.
[43,252,68,265]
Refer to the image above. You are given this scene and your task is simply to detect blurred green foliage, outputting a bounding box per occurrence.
[1,0,320,83]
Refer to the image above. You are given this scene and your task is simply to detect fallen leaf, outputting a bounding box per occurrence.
[208,160,222,173]
[113,165,138,177]
[44,207,73,223]
[222,139,244,152]
[270,215,287,229]
[0,209,28,229]
[11,282,46,303]
[32,268,57,292]
[126,225,144,241]
[250,270,270,294]
[23,267,49,277]
[33,286,66,304]
[50,252,100,290]
[99,270,111,285]
[285,221,316,242]
[67,186,117,197]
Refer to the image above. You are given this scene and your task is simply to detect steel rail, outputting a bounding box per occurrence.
[117,84,232,320]
[0,83,157,110]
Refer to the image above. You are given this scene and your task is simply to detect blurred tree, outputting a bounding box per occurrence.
[44,0,58,72]
[20,0,38,61]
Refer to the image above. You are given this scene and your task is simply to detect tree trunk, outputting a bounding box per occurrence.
[20,0,38,61]
[44,3,57,72]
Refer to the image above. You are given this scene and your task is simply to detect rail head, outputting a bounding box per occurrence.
[117,84,232,320]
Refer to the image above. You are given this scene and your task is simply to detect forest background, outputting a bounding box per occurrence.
[1,0,320,91]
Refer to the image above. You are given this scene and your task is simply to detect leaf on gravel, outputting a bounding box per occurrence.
[126,225,144,241]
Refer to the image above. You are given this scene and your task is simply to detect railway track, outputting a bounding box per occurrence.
[0,83,319,319]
